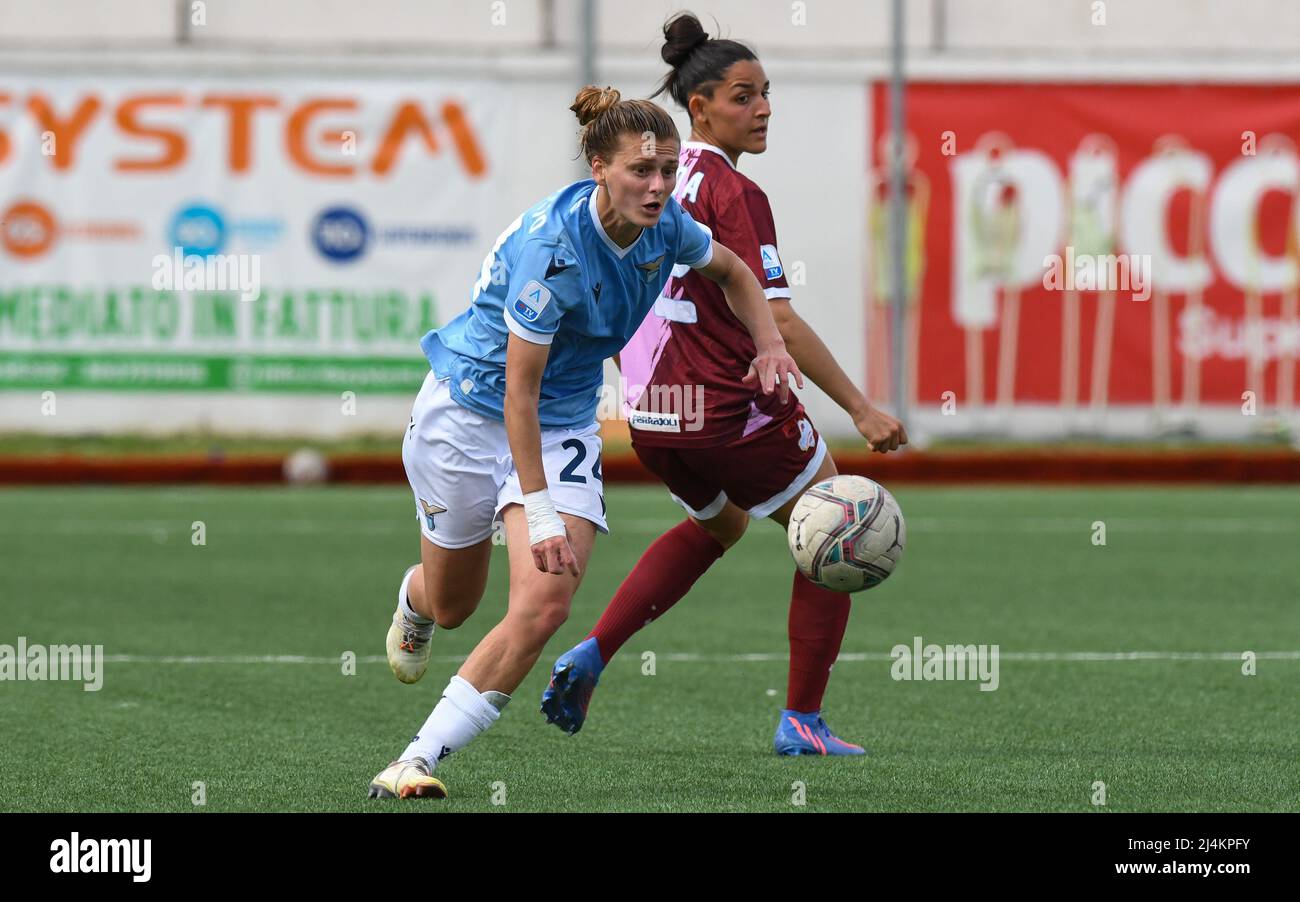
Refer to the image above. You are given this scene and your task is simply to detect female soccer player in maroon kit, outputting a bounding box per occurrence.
[542,12,907,755]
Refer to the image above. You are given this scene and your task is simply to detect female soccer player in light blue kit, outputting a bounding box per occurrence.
[368,86,802,799]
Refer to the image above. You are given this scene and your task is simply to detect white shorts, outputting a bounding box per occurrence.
[402,371,608,549]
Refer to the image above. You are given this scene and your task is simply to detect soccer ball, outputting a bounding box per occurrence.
[787,476,905,593]
[283,447,329,485]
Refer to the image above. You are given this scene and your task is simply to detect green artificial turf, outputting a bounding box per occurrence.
[1,485,1296,812]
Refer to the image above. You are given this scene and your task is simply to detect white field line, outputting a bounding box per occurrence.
[98,650,1300,665]
[7,516,1300,536]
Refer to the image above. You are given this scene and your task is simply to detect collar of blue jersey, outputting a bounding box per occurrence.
[682,140,737,170]
[587,184,645,259]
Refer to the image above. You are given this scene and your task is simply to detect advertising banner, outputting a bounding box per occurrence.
[0,76,504,395]
[869,83,1300,433]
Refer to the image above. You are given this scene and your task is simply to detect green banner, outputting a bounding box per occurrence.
[0,353,428,393]
[0,285,439,394]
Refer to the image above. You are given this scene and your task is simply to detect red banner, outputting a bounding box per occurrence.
[869,83,1300,423]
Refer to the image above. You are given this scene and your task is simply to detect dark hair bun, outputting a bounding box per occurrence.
[661,12,708,67]
[652,11,757,114]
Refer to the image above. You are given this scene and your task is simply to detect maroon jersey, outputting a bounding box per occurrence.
[620,141,796,447]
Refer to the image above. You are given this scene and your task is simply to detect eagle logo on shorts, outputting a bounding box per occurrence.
[797,418,815,452]
[419,499,447,532]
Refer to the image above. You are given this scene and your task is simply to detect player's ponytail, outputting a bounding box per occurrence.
[572,85,678,165]
[653,11,757,118]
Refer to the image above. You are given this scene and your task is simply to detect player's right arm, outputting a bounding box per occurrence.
[501,239,581,576]
[505,334,579,576]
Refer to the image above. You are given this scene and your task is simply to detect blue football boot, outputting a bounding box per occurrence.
[540,637,605,735]
[773,709,867,756]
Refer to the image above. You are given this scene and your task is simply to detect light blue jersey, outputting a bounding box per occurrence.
[420,179,714,429]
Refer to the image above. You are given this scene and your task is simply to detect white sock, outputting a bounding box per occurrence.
[400,675,508,767]
[398,566,432,625]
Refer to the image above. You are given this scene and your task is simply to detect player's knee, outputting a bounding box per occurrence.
[697,511,748,550]
[427,595,479,630]
[513,589,571,643]
[532,598,571,639]
[430,607,466,629]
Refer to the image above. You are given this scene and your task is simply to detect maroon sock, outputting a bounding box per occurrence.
[786,571,852,713]
[589,519,725,663]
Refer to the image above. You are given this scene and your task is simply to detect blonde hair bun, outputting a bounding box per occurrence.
[570,85,622,126]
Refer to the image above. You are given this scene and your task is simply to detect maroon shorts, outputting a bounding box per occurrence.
[632,405,827,520]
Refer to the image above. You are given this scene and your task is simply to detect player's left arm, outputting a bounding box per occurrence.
[696,242,803,404]
[770,299,906,453]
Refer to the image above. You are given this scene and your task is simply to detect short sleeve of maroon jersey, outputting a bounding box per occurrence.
[712,183,791,301]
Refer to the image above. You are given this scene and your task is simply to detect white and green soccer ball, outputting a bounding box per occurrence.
[787,475,905,593]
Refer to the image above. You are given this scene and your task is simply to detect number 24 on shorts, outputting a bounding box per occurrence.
[558,438,604,514]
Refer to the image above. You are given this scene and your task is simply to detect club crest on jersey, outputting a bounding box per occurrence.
[797,418,815,451]
[419,499,447,532]
[760,244,783,281]
[636,255,665,280]
[513,280,551,323]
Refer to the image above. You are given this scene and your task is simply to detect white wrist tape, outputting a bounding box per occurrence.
[522,490,566,545]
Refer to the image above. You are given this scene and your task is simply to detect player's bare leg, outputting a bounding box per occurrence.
[373,508,595,799]
[460,506,596,693]
[408,535,492,627]
[387,537,491,684]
